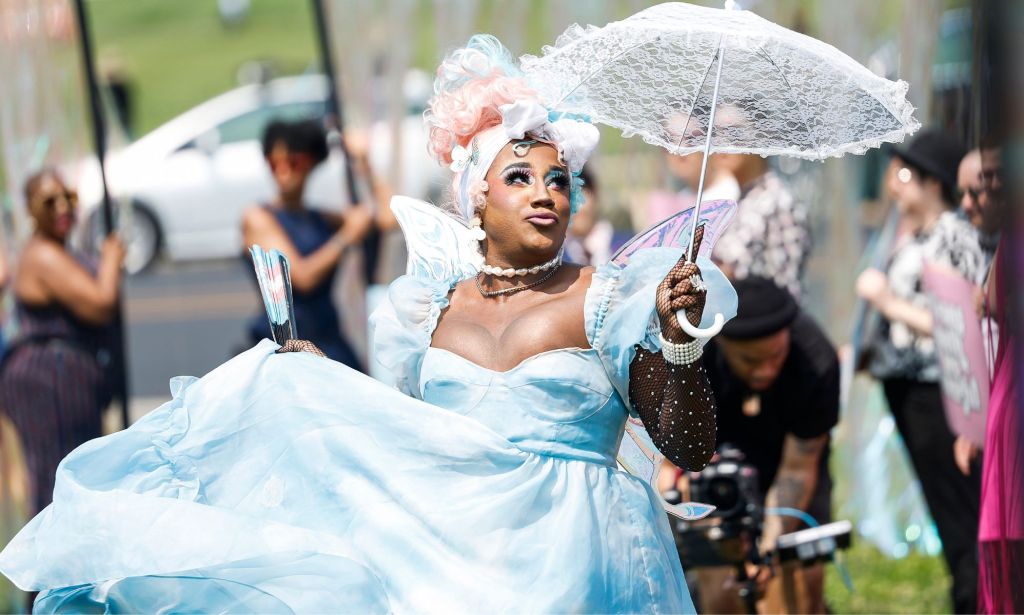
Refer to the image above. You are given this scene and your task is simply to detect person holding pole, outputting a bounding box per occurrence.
[0,169,124,516]
[242,119,374,369]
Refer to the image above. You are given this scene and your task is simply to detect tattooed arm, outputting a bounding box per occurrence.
[628,226,717,471]
[760,433,829,551]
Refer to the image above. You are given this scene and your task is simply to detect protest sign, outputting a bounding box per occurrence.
[922,262,989,446]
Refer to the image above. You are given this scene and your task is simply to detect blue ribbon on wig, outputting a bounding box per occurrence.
[548,110,592,124]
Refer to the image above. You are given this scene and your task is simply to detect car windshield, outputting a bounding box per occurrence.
[216,101,325,145]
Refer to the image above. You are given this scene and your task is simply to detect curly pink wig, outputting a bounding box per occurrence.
[424,35,539,166]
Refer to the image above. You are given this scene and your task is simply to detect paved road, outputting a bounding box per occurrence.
[123,258,257,417]
[119,254,378,421]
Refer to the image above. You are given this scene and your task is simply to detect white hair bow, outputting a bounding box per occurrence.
[499,100,600,173]
[449,143,477,173]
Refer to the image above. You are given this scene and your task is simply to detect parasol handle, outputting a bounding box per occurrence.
[677,310,726,339]
[674,257,726,340]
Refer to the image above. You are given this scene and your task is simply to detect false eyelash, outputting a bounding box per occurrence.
[501,168,534,185]
[545,169,570,190]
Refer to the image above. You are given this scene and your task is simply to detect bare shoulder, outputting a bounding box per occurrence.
[564,264,596,298]
[576,264,597,286]
[20,239,72,273]
[242,206,289,248]
[451,276,474,294]
[241,205,274,231]
[16,240,78,300]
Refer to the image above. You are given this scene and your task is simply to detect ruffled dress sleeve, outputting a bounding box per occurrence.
[584,248,736,416]
[368,274,452,398]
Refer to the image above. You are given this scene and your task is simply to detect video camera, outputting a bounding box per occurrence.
[666,445,764,569]
[664,446,852,612]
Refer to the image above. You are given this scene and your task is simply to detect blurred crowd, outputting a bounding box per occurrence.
[0,103,1018,613]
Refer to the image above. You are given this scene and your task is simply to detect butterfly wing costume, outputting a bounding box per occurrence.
[0,191,736,613]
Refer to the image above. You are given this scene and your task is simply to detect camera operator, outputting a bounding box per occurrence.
[695,276,840,613]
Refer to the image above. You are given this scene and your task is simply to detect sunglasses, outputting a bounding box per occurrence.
[33,190,78,209]
[956,186,981,204]
[980,168,1001,187]
[268,151,315,173]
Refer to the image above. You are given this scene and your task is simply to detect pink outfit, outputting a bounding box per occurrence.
[978,241,1024,614]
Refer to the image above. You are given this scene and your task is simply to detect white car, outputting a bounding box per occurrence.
[77,75,352,273]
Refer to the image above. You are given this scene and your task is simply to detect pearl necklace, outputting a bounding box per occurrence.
[475,265,560,298]
[479,250,563,278]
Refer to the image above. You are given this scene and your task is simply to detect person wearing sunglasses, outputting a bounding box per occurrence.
[957,148,1000,267]
[242,119,375,369]
[0,168,125,517]
[856,129,987,614]
[952,138,1021,614]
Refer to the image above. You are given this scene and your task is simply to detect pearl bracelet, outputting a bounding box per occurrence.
[659,333,704,365]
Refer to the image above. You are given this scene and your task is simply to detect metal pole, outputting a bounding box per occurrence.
[686,45,725,263]
[73,0,114,233]
[310,0,361,204]
[73,0,130,429]
[310,0,381,283]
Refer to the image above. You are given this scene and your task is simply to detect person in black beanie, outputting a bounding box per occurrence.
[856,129,985,614]
[694,276,839,614]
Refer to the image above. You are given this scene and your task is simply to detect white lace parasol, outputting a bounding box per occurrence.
[522,0,918,277]
[521,2,919,161]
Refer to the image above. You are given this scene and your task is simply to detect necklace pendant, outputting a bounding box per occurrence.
[742,394,761,417]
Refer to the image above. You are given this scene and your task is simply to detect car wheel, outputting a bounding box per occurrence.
[121,204,162,275]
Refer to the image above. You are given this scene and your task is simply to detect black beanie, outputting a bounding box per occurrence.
[720,276,798,340]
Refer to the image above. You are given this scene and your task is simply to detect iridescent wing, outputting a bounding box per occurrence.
[618,417,716,521]
[611,198,737,266]
[390,196,483,284]
[250,245,297,344]
[612,199,738,520]
[613,198,739,333]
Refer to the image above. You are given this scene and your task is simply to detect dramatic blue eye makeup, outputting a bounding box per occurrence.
[545,168,570,191]
[500,163,570,194]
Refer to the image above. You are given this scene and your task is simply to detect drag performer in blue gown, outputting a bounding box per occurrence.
[0,35,737,613]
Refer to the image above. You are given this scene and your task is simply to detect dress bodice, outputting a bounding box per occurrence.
[420,347,625,465]
[370,246,736,466]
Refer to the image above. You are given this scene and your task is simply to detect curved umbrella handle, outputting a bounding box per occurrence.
[678,311,726,339]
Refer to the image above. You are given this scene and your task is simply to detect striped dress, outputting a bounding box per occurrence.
[0,257,114,516]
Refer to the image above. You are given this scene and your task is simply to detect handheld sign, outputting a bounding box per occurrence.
[922,262,989,447]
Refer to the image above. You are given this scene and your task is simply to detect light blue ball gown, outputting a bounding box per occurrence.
[0,198,737,613]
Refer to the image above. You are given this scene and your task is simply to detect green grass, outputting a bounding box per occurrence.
[826,538,952,614]
[85,0,646,144]
[5,4,953,613]
[88,0,319,135]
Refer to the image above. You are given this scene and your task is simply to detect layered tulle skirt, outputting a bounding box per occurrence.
[1,342,692,613]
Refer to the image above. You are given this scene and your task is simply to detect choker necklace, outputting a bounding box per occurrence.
[476,265,560,298]
[479,250,562,278]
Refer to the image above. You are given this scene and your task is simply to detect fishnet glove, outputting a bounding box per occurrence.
[628,225,716,470]
[656,225,707,342]
[629,350,717,471]
[275,339,327,358]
